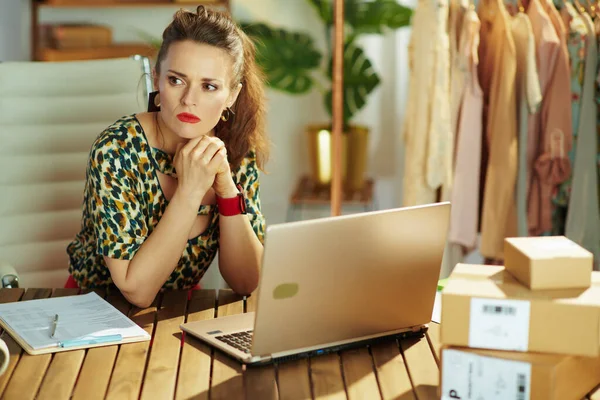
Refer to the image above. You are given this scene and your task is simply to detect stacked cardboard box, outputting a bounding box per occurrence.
[439,236,600,400]
[39,24,113,50]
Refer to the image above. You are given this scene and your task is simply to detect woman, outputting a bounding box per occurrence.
[66,6,269,308]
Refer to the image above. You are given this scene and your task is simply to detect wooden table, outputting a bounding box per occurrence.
[0,288,598,400]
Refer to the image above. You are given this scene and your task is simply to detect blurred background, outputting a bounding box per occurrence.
[2,0,597,290]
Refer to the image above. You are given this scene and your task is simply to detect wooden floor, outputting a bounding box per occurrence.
[0,287,597,399]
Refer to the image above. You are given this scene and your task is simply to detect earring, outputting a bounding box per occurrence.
[221,107,234,122]
[148,91,161,112]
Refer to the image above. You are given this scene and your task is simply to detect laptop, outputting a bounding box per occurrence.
[180,201,450,365]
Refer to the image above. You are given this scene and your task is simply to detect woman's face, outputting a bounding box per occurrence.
[155,40,241,140]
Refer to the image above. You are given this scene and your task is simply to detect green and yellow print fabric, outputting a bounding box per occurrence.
[67,115,265,289]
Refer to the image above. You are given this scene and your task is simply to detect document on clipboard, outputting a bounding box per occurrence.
[0,292,150,355]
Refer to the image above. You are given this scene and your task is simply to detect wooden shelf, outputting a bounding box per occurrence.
[30,0,230,61]
[38,43,156,61]
[37,1,226,8]
[290,176,374,206]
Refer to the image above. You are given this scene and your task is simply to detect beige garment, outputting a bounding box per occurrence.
[448,9,483,249]
[513,13,543,237]
[566,13,600,269]
[444,9,484,277]
[478,0,518,259]
[403,0,452,207]
[527,0,573,235]
[449,0,469,134]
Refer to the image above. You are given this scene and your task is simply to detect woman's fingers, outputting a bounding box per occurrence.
[179,135,225,167]
[208,147,228,169]
[202,141,225,162]
[189,136,224,163]
[188,136,210,159]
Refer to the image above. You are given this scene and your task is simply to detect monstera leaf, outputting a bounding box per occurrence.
[324,41,380,125]
[307,0,334,26]
[241,22,321,94]
[346,0,413,35]
[308,0,413,35]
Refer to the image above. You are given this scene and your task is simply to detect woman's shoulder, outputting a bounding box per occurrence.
[91,114,147,157]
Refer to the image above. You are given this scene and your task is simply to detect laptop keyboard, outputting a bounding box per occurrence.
[215,330,253,353]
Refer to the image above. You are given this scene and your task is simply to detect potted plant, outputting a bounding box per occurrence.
[241,0,413,190]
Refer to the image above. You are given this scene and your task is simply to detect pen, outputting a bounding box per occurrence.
[58,334,123,348]
[50,314,58,338]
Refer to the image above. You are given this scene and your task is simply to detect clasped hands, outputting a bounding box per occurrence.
[173,135,238,207]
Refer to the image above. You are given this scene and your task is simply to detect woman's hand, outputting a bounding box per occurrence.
[212,141,239,199]
[173,135,226,207]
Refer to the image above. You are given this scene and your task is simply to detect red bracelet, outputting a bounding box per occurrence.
[216,184,246,216]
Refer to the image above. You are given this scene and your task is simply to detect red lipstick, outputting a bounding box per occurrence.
[177,113,201,123]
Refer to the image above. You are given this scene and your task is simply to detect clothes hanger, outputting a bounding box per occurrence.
[585,0,594,12]
[574,0,586,13]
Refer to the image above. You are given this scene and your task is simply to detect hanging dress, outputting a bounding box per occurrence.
[402,0,452,207]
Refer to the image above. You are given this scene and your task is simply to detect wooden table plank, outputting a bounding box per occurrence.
[400,336,439,400]
[426,323,441,366]
[0,289,24,308]
[105,293,159,400]
[175,289,217,400]
[245,364,279,399]
[340,347,381,400]
[72,290,129,400]
[210,290,245,400]
[310,353,347,400]
[0,289,25,397]
[371,340,414,400]
[277,359,312,400]
[36,288,83,400]
[140,290,188,400]
[244,292,279,400]
[3,289,68,400]
[37,350,85,400]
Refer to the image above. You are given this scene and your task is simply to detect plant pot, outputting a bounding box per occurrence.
[345,125,369,191]
[306,124,369,190]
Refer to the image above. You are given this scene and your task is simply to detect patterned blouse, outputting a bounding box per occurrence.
[67,115,265,289]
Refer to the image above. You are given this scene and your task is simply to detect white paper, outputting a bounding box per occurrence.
[469,298,530,351]
[441,349,531,400]
[0,292,150,350]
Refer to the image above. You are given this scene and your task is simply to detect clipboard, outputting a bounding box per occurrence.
[0,292,150,355]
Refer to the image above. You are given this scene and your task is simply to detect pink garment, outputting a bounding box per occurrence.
[526,0,573,235]
[448,9,483,250]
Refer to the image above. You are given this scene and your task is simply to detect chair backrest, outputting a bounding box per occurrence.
[0,56,152,288]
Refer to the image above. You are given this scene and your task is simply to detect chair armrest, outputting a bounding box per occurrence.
[0,263,20,288]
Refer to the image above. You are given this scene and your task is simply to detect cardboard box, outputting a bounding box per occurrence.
[441,264,600,357]
[504,236,593,290]
[440,346,600,400]
[51,25,112,50]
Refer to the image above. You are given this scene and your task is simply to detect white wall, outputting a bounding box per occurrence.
[0,0,25,61]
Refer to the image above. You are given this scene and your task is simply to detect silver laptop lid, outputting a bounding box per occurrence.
[251,202,450,356]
